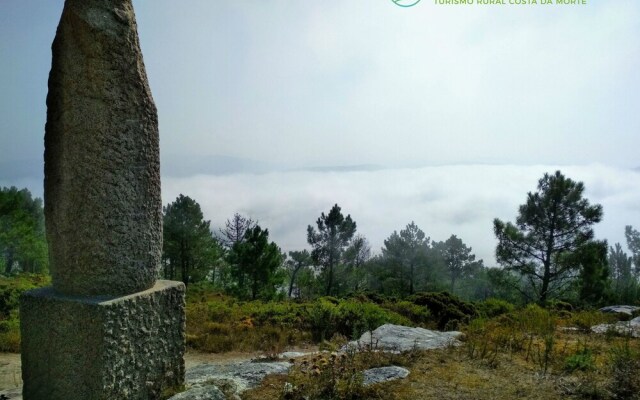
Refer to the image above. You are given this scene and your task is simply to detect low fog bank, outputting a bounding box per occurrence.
[163,164,640,265]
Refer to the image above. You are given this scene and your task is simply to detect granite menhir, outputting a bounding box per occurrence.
[21,1,186,399]
[44,0,161,296]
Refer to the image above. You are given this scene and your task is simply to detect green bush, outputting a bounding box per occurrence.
[308,300,338,342]
[566,310,615,331]
[246,301,304,327]
[608,338,640,398]
[564,347,595,372]
[476,298,515,318]
[409,291,477,330]
[334,300,410,339]
[0,274,50,352]
[381,300,431,326]
[0,274,50,317]
[545,299,574,312]
[306,298,413,342]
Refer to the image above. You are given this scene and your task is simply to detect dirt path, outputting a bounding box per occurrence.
[0,347,316,393]
[0,353,21,392]
[0,351,254,392]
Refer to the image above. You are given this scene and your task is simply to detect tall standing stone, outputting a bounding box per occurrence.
[44,0,161,297]
[20,0,185,399]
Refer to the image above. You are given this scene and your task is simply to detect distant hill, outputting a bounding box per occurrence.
[161,154,386,177]
[161,154,283,177]
[298,164,385,173]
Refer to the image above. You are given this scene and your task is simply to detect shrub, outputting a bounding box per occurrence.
[476,298,515,318]
[308,300,338,342]
[608,338,640,399]
[408,291,477,330]
[545,299,574,312]
[0,274,50,318]
[564,347,595,372]
[0,274,51,352]
[566,310,615,332]
[381,300,431,326]
[334,300,410,339]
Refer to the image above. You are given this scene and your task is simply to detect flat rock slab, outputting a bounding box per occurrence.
[185,361,291,394]
[345,324,462,353]
[599,305,640,316]
[592,316,640,337]
[363,366,410,386]
[167,385,225,400]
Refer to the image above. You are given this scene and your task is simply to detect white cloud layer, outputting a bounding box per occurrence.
[162,164,640,265]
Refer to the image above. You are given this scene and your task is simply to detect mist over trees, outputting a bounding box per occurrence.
[3,169,639,308]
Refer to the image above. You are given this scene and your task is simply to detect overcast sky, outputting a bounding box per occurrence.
[1,1,639,261]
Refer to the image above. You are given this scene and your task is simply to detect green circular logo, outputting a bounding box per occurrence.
[391,0,421,7]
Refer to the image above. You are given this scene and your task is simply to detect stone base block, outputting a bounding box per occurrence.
[20,280,185,400]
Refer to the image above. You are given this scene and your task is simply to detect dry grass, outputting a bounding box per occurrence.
[242,308,640,400]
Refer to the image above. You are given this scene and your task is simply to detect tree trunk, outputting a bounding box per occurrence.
[288,266,301,298]
[325,264,333,296]
[409,263,415,295]
[4,251,14,275]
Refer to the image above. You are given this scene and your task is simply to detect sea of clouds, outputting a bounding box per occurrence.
[162,164,640,265]
[4,164,637,265]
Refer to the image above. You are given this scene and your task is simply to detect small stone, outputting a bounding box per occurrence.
[363,366,410,386]
[168,385,225,400]
[599,305,640,316]
[591,316,640,338]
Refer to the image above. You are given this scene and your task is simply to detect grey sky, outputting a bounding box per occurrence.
[2,1,639,172]
[1,1,639,261]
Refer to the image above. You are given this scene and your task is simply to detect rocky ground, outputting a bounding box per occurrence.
[0,325,456,399]
[0,351,264,399]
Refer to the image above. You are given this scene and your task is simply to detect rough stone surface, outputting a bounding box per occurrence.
[167,386,225,400]
[20,281,185,400]
[44,0,162,297]
[362,366,410,386]
[592,316,640,338]
[185,361,291,395]
[345,324,463,353]
[599,305,640,316]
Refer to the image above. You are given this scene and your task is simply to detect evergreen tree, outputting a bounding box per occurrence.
[379,222,431,295]
[285,250,312,298]
[162,194,221,286]
[626,225,640,272]
[228,225,283,300]
[574,240,610,306]
[434,234,483,295]
[494,171,603,304]
[307,204,356,296]
[608,242,636,303]
[343,235,371,293]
